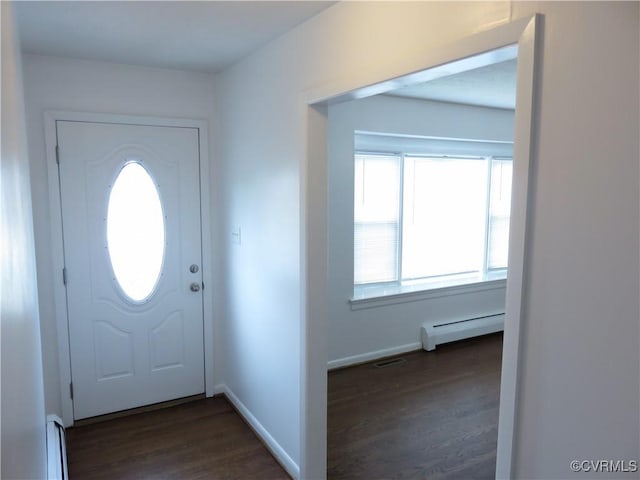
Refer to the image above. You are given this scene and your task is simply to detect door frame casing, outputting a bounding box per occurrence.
[300,14,539,479]
[44,111,215,426]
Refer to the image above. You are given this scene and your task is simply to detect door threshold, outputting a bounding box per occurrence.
[73,394,205,426]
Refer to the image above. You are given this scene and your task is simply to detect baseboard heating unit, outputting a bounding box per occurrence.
[421,313,504,351]
[46,414,68,480]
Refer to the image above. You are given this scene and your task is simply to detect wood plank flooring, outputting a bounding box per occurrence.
[66,396,291,479]
[327,333,503,480]
[66,333,502,479]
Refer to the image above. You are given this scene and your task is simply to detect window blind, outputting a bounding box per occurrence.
[401,156,487,280]
[354,154,400,284]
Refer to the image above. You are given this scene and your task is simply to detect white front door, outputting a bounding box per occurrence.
[57,120,205,420]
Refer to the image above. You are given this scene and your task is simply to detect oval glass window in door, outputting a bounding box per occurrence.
[106,162,165,302]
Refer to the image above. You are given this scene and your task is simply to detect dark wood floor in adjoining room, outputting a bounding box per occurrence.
[328,332,503,480]
[66,396,291,480]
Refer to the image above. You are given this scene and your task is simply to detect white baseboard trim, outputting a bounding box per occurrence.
[212,383,226,395]
[221,384,300,480]
[328,342,422,370]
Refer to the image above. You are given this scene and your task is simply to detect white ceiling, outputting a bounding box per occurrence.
[15,1,335,73]
[15,1,516,109]
[387,59,517,110]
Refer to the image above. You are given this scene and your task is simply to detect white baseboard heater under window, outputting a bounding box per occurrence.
[46,414,68,480]
[421,313,505,351]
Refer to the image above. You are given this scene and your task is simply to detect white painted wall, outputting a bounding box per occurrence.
[510,2,639,477]
[215,2,513,477]
[327,95,514,365]
[1,3,48,478]
[21,54,222,418]
[214,50,303,477]
[217,1,638,478]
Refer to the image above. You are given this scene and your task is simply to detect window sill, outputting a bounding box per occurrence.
[350,274,507,311]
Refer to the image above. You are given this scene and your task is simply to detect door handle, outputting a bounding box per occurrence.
[190,283,201,292]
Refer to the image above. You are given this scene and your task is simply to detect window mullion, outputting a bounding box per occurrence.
[396,153,406,284]
[481,156,492,275]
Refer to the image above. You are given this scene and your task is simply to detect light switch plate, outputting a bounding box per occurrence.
[231,227,241,245]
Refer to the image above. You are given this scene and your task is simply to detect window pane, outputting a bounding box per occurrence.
[402,156,487,280]
[487,159,513,269]
[354,222,399,284]
[107,162,165,302]
[354,154,400,284]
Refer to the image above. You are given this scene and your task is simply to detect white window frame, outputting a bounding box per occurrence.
[352,133,513,307]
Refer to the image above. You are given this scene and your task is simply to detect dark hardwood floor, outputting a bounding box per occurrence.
[67,333,501,479]
[327,333,503,480]
[66,396,291,479]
